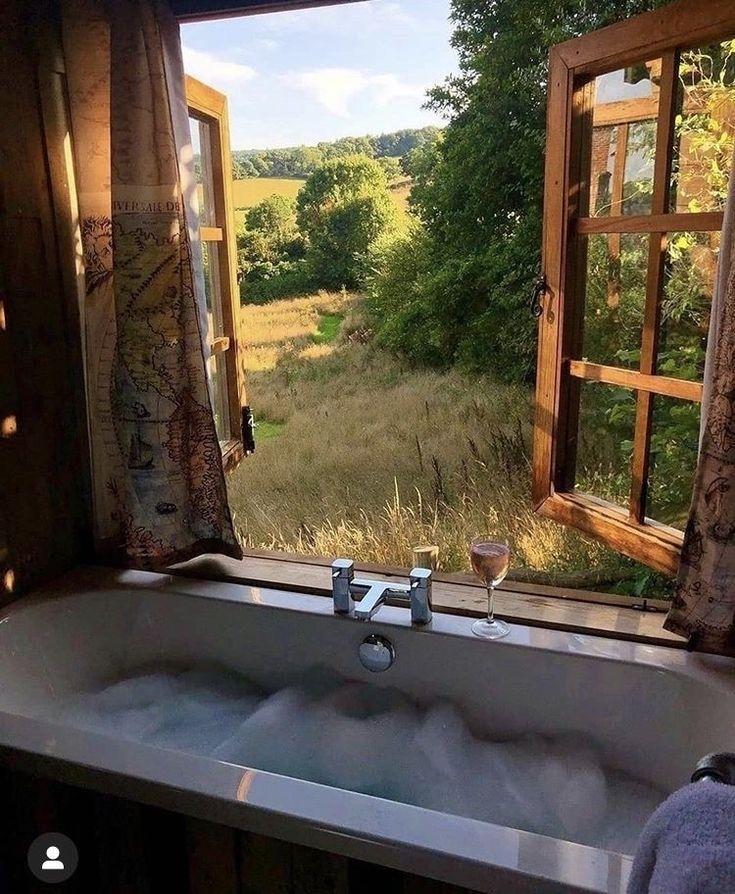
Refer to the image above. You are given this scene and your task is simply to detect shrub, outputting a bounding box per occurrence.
[363,224,446,366]
[239,259,314,305]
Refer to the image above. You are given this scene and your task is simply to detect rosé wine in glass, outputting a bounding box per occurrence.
[470,538,511,640]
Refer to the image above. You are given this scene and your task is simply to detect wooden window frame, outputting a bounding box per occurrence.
[186,75,247,471]
[533,0,735,576]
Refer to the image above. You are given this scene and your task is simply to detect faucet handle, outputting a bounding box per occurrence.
[332,559,355,615]
[409,567,433,625]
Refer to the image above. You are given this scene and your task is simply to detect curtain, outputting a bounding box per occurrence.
[63,0,241,567]
[665,150,735,653]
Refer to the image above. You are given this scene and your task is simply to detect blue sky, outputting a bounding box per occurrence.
[181,0,456,150]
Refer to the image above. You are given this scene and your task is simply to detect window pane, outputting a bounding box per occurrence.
[189,116,216,227]
[658,231,719,382]
[574,381,636,507]
[646,396,700,528]
[201,240,230,443]
[588,60,660,218]
[210,352,230,444]
[580,233,648,369]
[202,241,225,337]
[671,41,735,213]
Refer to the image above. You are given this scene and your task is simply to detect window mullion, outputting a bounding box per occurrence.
[629,50,680,523]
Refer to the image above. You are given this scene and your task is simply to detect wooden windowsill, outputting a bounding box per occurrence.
[169,548,687,650]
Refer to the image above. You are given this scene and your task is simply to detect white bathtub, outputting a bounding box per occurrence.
[1,566,734,893]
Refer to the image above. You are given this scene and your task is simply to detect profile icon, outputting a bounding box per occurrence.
[28,832,78,883]
[41,845,64,870]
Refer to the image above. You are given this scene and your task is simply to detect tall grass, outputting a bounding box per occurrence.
[230,293,634,580]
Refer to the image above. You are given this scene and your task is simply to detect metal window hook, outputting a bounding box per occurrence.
[530,273,547,319]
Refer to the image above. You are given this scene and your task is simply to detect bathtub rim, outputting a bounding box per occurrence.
[1,565,733,893]
[0,710,632,894]
[6,565,731,690]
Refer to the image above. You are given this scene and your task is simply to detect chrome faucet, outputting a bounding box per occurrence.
[331,559,432,625]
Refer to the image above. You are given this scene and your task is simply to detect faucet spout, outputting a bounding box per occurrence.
[353,582,392,621]
[331,559,432,625]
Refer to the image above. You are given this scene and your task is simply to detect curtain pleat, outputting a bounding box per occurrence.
[665,148,735,653]
[63,0,241,567]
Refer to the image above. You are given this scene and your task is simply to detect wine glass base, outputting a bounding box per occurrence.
[472,617,511,640]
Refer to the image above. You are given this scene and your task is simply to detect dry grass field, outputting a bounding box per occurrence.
[229,292,638,583]
[233,177,306,209]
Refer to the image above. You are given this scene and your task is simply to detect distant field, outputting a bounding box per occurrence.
[233,177,305,209]
[231,176,413,229]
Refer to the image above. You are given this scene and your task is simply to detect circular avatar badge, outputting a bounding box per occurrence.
[27,833,79,884]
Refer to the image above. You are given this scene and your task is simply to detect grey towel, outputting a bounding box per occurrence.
[628,781,735,894]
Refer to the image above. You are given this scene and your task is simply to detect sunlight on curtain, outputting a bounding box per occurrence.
[62,0,241,567]
[665,147,735,654]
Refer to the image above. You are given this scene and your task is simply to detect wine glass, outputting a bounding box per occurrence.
[469,537,511,640]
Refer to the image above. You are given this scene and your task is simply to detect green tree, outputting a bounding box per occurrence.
[367,0,666,381]
[229,128,441,180]
[244,194,297,240]
[297,155,397,289]
[237,194,310,303]
[377,156,403,182]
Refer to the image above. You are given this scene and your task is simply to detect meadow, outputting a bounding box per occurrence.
[228,291,656,589]
[232,177,412,228]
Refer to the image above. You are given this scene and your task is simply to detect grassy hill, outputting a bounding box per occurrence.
[232,177,413,229]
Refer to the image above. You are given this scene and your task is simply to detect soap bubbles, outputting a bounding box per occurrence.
[55,666,662,854]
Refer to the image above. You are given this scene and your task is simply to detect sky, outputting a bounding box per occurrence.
[181,0,457,151]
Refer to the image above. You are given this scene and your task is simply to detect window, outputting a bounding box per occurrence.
[186,75,247,470]
[533,2,735,574]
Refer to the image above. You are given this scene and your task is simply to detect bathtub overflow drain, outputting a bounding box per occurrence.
[359,634,395,672]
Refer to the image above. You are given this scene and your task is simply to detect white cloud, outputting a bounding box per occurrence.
[182,46,257,87]
[286,67,426,117]
[258,0,425,36]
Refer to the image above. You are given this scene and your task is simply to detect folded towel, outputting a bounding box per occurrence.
[628,780,735,894]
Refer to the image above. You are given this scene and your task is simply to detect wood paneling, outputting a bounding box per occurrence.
[187,819,239,894]
[0,0,91,601]
[0,768,482,894]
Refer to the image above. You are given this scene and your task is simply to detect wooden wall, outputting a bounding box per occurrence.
[0,768,480,894]
[0,0,92,604]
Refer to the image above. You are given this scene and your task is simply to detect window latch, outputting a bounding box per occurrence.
[242,406,256,455]
[530,273,547,319]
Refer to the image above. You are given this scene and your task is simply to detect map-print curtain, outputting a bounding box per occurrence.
[665,149,735,654]
[63,0,241,567]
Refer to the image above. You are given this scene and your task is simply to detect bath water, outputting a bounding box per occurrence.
[53,666,662,854]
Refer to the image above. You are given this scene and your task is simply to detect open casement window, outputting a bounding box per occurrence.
[534,0,735,575]
[186,75,248,471]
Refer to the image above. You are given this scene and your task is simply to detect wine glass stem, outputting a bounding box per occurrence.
[486,584,495,624]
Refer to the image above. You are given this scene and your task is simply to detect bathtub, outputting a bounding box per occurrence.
[0,566,734,893]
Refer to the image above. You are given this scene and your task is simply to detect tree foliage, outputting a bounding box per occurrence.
[297,155,397,289]
[365,0,667,382]
[230,127,442,181]
[237,195,311,304]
